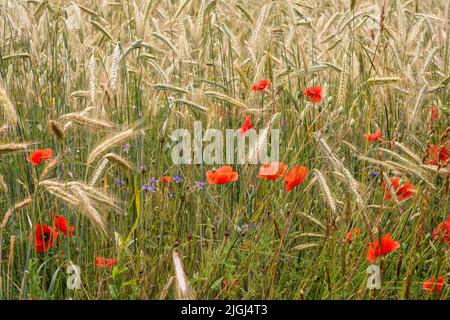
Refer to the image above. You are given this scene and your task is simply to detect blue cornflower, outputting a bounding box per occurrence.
[173,175,182,183]
[114,178,125,186]
[196,181,206,190]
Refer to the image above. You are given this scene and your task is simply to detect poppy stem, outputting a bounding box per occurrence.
[261,93,264,124]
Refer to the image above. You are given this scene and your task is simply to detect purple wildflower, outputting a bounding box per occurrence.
[173,175,182,183]
[280,254,290,264]
[142,183,155,193]
[196,181,206,190]
[114,178,125,186]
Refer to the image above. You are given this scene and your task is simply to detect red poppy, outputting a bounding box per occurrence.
[381,177,416,201]
[284,166,308,192]
[239,116,253,135]
[95,257,117,268]
[161,176,173,184]
[432,216,450,245]
[95,257,107,267]
[426,144,450,165]
[54,216,75,237]
[27,149,53,165]
[258,162,287,180]
[430,106,439,123]
[366,233,400,263]
[35,224,58,253]
[206,166,238,185]
[345,228,360,244]
[251,79,271,92]
[303,86,323,103]
[223,278,239,289]
[107,259,117,268]
[423,277,445,295]
[365,130,383,143]
[395,181,416,201]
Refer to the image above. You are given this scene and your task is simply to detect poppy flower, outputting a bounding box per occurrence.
[365,130,383,143]
[35,224,58,253]
[107,259,117,268]
[258,162,287,180]
[95,257,107,267]
[345,228,360,244]
[223,278,239,289]
[425,144,450,165]
[423,277,445,295]
[27,149,53,165]
[284,166,308,192]
[54,216,75,237]
[303,86,323,103]
[206,166,238,185]
[251,79,271,92]
[395,181,416,201]
[381,177,416,201]
[161,176,173,184]
[432,216,450,245]
[95,257,117,268]
[366,233,400,263]
[239,116,253,135]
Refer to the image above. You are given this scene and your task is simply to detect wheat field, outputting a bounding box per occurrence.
[0,0,449,300]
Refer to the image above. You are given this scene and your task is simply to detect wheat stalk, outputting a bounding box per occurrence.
[314,132,366,212]
[313,169,337,217]
[0,197,32,229]
[60,113,115,131]
[0,143,29,156]
[89,51,96,105]
[89,158,110,186]
[0,80,17,125]
[104,153,133,171]
[70,184,106,233]
[110,42,121,92]
[172,251,196,300]
[87,127,136,165]
[48,120,65,141]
